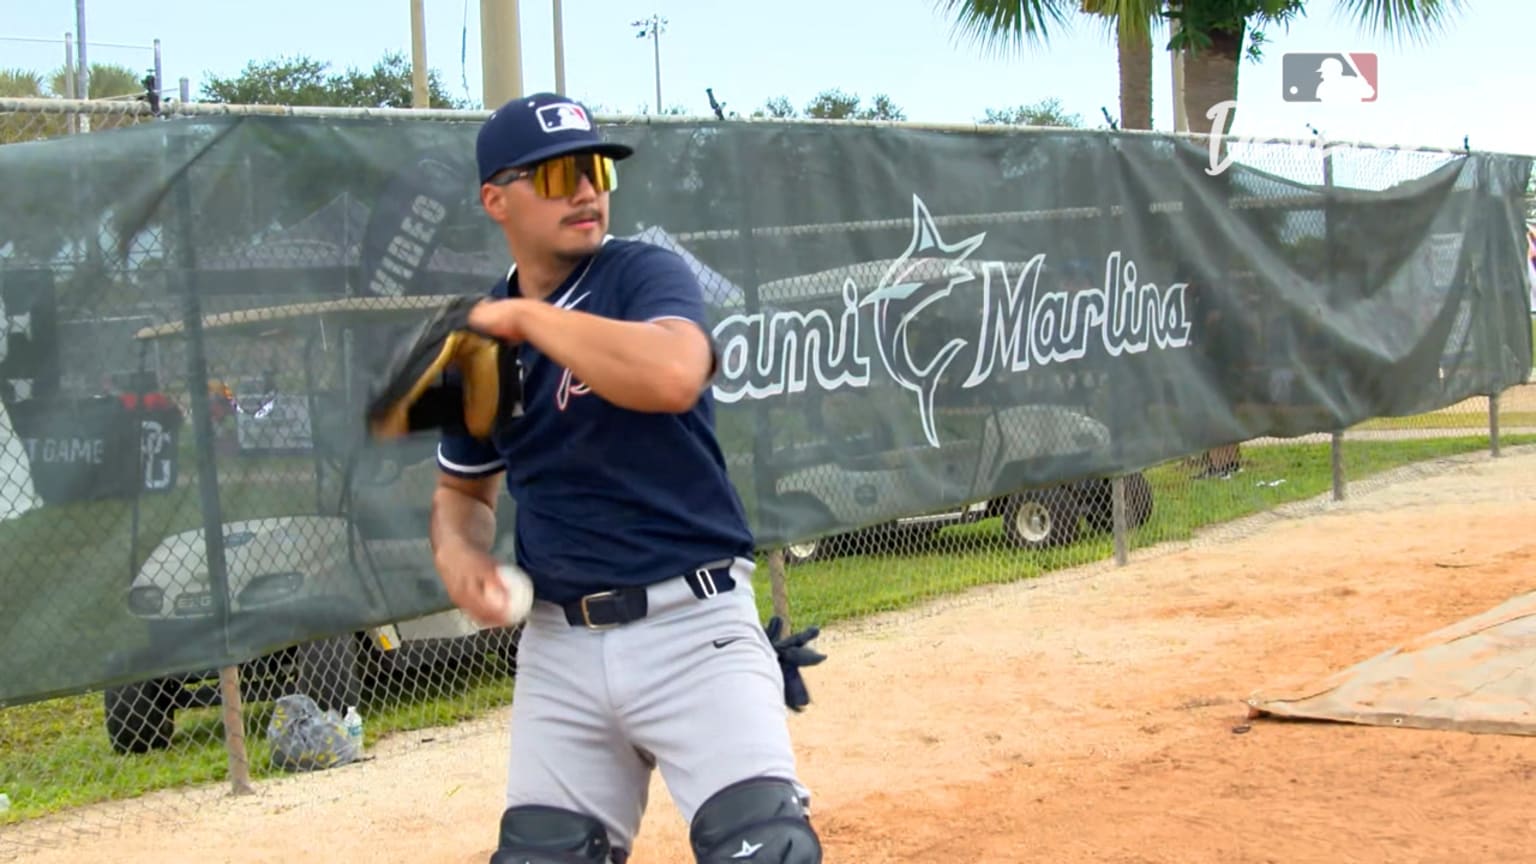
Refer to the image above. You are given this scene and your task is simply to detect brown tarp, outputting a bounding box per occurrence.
[1247,591,1536,735]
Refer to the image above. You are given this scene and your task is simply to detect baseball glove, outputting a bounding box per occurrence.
[364,294,521,440]
[766,616,826,712]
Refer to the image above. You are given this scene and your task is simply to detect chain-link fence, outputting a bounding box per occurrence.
[0,95,1531,858]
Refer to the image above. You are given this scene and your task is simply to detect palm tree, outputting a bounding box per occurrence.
[1081,0,1158,130]
[0,68,46,98]
[1176,0,1464,135]
[48,62,147,100]
[938,0,1160,130]
[0,69,60,144]
[936,0,1467,136]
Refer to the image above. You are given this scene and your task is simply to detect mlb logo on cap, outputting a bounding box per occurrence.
[538,103,592,133]
[476,92,635,184]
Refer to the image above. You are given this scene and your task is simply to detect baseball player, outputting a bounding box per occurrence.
[427,93,824,863]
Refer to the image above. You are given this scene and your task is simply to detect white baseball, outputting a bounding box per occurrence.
[497,564,535,626]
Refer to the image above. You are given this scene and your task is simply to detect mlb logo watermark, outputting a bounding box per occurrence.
[1282,52,1378,103]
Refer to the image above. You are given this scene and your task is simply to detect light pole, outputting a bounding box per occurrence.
[410,0,429,108]
[481,0,524,108]
[553,0,566,94]
[632,13,666,114]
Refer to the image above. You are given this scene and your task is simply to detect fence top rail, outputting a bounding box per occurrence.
[2,97,1530,161]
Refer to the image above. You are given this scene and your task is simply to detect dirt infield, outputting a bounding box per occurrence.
[8,446,1536,863]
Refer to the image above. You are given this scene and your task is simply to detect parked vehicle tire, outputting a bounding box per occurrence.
[775,493,837,566]
[1000,487,1079,549]
[104,678,177,754]
[783,537,822,566]
[1084,472,1155,534]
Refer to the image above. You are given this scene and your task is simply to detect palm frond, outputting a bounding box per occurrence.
[1331,0,1469,47]
[932,0,1081,57]
[0,68,45,99]
[1079,0,1167,46]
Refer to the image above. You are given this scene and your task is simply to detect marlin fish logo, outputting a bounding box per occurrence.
[859,194,986,448]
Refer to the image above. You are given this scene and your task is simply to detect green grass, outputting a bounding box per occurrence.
[1354,411,1536,431]
[2,433,1531,827]
[0,653,519,824]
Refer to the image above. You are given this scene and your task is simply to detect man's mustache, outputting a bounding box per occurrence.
[563,209,602,224]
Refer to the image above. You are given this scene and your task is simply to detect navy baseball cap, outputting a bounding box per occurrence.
[476,92,635,184]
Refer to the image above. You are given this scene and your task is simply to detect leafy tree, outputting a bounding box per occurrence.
[979,97,1084,127]
[200,51,468,109]
[754,96,798,119]
[753,89,907,121]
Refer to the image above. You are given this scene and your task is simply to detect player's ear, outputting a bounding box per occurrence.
[480,183,502,219]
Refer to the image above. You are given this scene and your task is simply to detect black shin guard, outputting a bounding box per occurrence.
[489,804,624,864]
[689,777,822,863]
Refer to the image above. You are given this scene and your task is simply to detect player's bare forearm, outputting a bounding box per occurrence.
[430,473,500,573]
[471,299,711,413]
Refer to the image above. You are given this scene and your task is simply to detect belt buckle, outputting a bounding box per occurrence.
[579,590,620,630]
[694,568,719,598]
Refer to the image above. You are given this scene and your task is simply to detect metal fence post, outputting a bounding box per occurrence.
[1330,430,1346,501]
[1321,141,1347,503]
[1111,475,1128,566]
[169,118,251,797]
[1489,391,1501,457]
[768,549,790,631]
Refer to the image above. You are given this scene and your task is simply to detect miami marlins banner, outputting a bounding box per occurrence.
[0,111,1530,706]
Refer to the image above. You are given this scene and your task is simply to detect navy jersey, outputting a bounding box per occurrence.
[436,237,756,605]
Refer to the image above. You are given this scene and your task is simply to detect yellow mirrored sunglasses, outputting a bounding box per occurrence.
[491,152,618,199]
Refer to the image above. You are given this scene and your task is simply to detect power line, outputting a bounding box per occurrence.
[0,35,154,50]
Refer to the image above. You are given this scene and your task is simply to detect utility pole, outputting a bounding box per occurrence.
[481,0,524,108]
[632,14,666,114]
[410,0,430,107]
[553,0,566,94]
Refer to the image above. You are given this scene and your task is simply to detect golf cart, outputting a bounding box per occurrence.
[102,295,520,755]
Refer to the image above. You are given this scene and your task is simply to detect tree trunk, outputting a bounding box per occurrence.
[1118,30,1153,130]
[1181,24,1244,139]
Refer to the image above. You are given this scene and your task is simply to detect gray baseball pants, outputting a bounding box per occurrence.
[501,556,810,855]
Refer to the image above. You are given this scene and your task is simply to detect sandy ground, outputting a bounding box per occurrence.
[6,444,1536,863]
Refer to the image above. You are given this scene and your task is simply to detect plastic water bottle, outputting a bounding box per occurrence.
[342,706,364,753]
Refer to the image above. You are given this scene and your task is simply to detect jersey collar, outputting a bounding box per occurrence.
[504,234,613,306]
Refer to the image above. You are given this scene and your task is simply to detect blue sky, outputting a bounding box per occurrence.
[2,0,1531,158]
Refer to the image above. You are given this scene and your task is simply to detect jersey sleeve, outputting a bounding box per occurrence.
[619,246,711,327]
[437,433,505,479]
[619,245,721,379]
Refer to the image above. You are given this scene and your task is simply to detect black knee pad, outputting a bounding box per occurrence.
[689,776,822,864]
[489,804,626,864]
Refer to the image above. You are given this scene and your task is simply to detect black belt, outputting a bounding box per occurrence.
[562,563,737,629]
